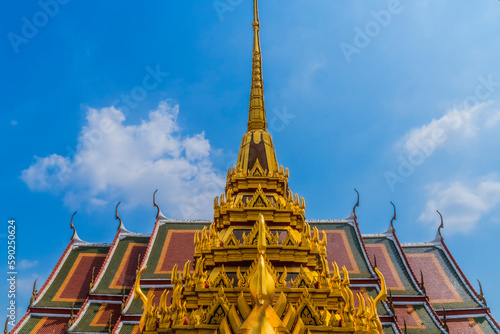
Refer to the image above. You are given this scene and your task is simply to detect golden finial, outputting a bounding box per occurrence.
[390,201,396,229]
[115,202,123,230]
[70,211,77,239]
[29,279,37,306]
[4,316,8,334]
[436,210,444,238]
[478,279,487,306]
[353,188,360,220]
[248,0,267,131]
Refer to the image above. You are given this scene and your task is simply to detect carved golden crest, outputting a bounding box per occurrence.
[201,287,231,325]
[242,217,278,246]
[296,288,324,326]
[291,265,314,289]
[210,265,234,289]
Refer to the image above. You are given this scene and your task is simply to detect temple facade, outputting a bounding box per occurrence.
[11,1,500,333]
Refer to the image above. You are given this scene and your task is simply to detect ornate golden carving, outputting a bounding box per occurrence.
[291,266,314,289]
[210,265,234,289]
[134,267,158,332]
[182,260,194,291]
[158,290,171,328]
[242,216,278,246]
[201,287,230,325]
[282,230,299,246]
[296,288,324,325]
[249,158,266,177]
[193,257,207,289]
[222,230,240,247]
[301,223,311,248]
[237,255,278,288]
[247,184,272,208]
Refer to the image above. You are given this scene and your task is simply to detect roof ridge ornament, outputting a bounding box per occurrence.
[153,189,168,220]
[29,279,37,307]
[70,211,84,244]
[115,202,129,233]
[389,201,396,230]
[478,279,488,306]
[430,210,445,244]
[352,188,360,221]
[383,202,397,235]
[437,210,444,238]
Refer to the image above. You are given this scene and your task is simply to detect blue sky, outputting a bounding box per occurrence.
[2,0,500,326]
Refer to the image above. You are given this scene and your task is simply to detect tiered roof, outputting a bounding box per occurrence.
[13,209,500,334]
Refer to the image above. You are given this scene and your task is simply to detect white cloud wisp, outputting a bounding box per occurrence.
[419,179,500,234]
[21,101,225,219]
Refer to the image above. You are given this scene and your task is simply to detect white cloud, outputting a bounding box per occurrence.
[401,102,492,156]
[419,178,500,234]
[21,101,225,219]
[18,260,39,270]
[485,110,500,128]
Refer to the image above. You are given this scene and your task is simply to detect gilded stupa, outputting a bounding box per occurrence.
[11,1,500,333]
[131,1,388,332]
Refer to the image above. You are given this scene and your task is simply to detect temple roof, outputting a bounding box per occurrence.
[13,213,500,334]
[402,241,484,310]
[309,220,375,279]
[447,316,500,333]
[363,234,421,296]
[91,235,149,296]
[70,302,121,333]
[140,220,210,280]
[14,316,68,334]
[393,303,444,333]
[34,243,110,309]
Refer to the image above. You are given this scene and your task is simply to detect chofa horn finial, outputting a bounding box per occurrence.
[352,188,360,220]
[389,201,396,229]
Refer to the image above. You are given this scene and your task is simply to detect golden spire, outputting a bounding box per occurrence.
[248,0,267,131]
[236,0,278,173]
